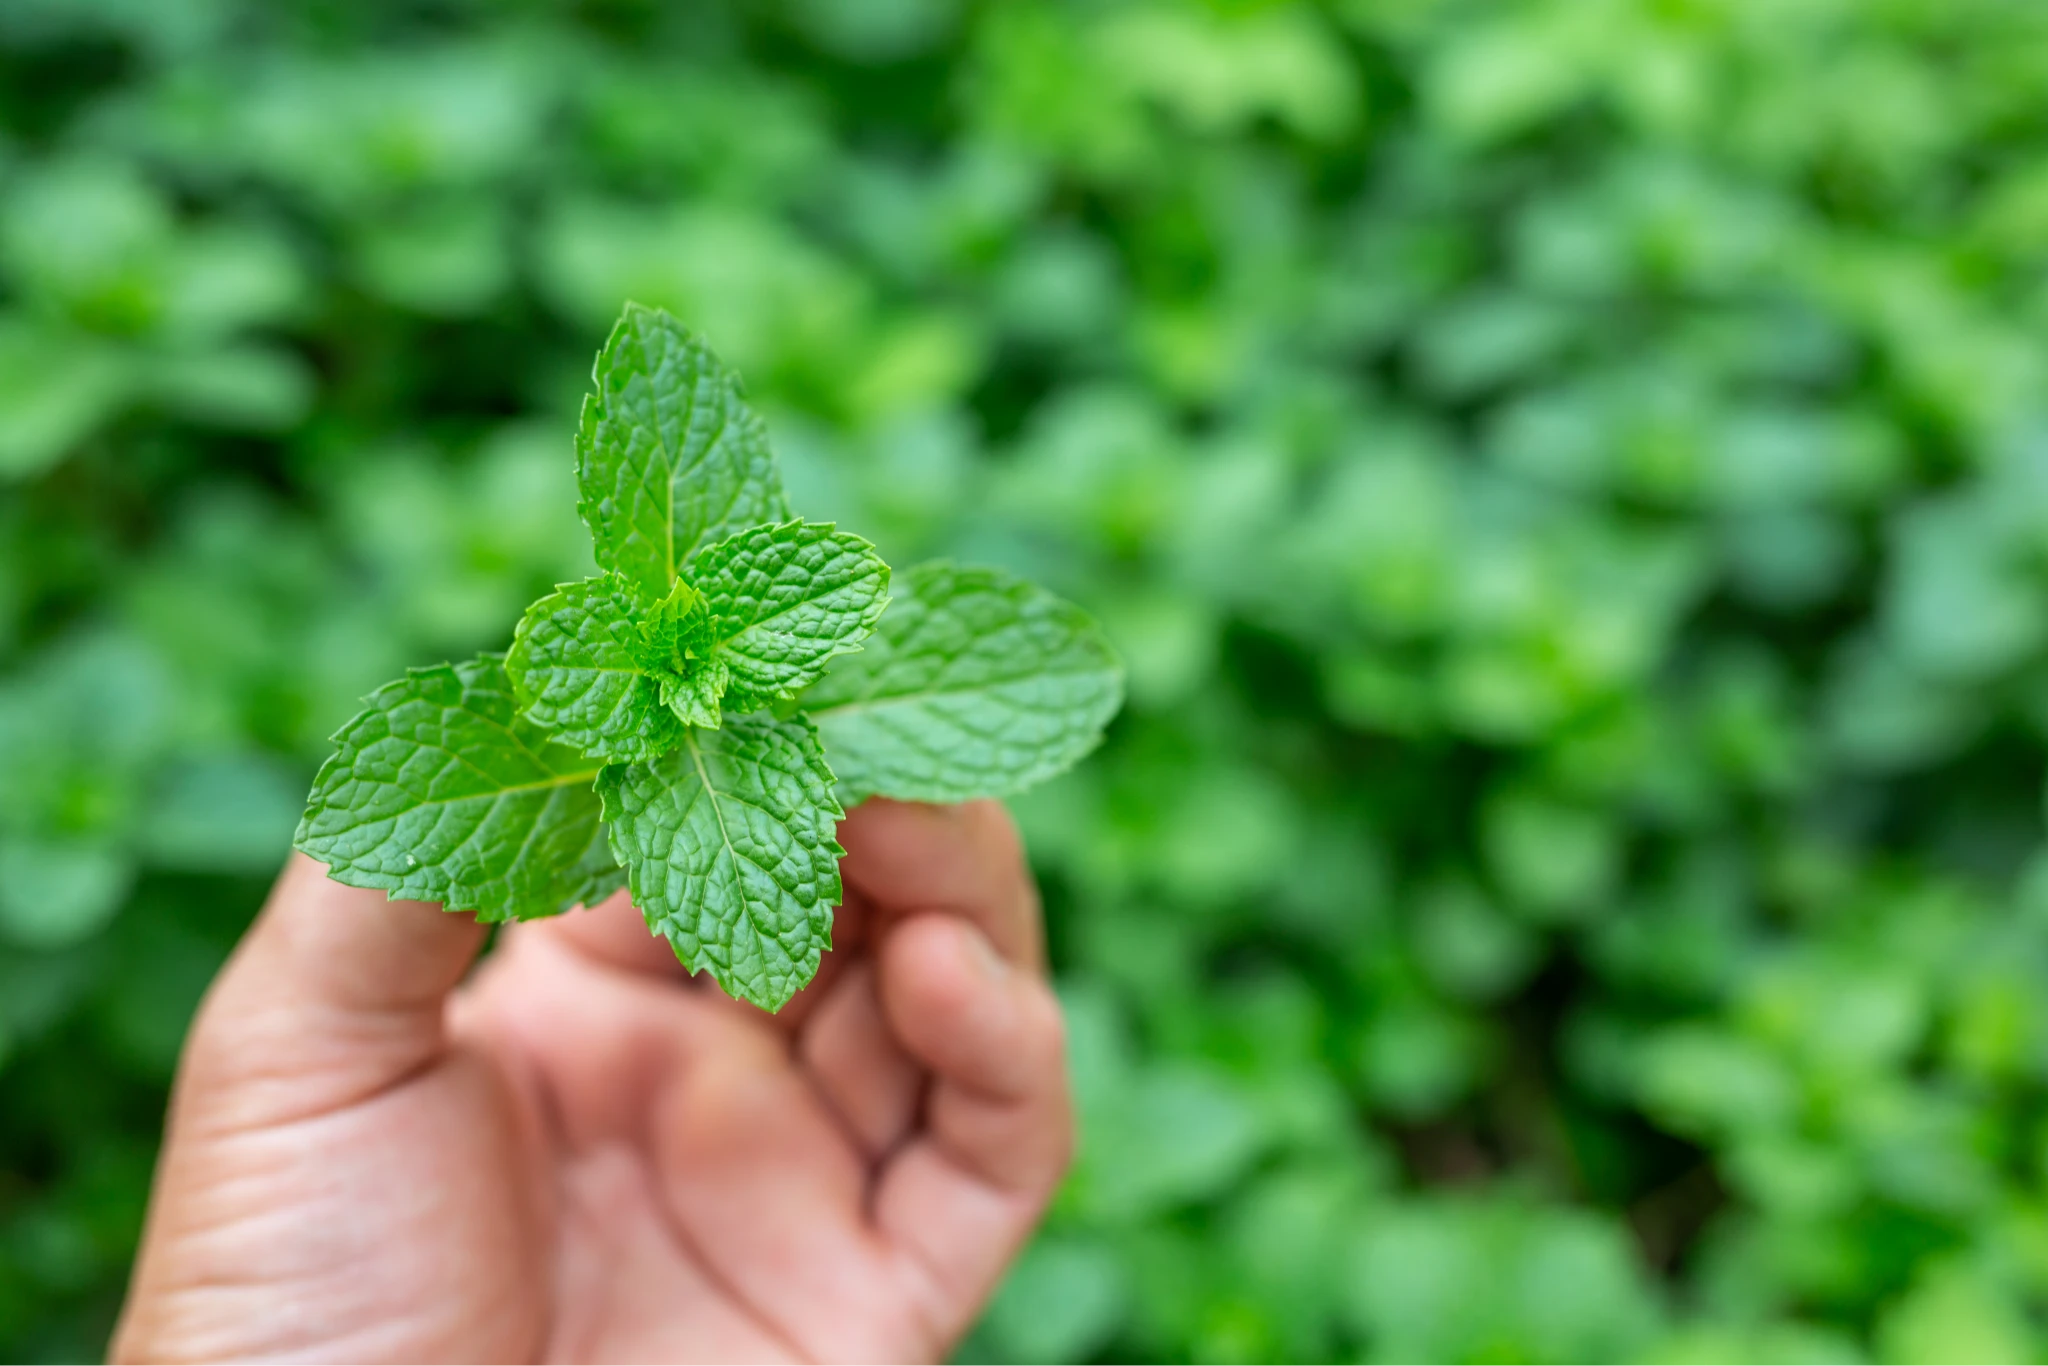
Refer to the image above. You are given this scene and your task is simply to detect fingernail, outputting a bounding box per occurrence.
[967,928,1009,981]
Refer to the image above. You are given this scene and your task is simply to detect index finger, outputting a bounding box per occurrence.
[835,799,1043,972]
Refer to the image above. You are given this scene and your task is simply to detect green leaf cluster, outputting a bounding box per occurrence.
[294,304,1120,1009]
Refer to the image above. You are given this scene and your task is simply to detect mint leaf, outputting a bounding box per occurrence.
[576,303,791,598]
[597,713,843,1011]
[660,669,728,729]
[561,815,630,912]
[506,574,691,761]
[802,562,1124,803]
[640,578,731,727]
[691,520,891,712]
[294,655,613,921]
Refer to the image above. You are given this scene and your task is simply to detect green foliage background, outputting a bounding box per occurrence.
[6,0,2048,1360]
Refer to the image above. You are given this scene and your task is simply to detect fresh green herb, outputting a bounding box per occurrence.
[805,561,1126,806]
[294,303,1123,1009]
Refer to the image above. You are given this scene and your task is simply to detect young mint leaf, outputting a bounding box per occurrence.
[576,303,791,599]
[597,713,843,1011]
[506,574,690,761]
[660,670,728,729]
[294,654,615,921]
[640,577,731,727]
[802,561,1124,804]
[690,520,891,713]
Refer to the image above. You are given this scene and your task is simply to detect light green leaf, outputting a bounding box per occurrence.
[803,561,1124,803]
[660,667,728,728]
[505,573,691,761]
[0,318,130,480]
[576,303,790,598]
[0,836,132,949]
[138,752,304,873]
[690,520,891,711]
[598,713,843,1010]
[980,1237,1130,1366]
[641,576,731,727]
[294,654,612,922]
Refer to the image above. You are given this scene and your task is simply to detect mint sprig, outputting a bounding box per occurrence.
[295,303,1124,1009]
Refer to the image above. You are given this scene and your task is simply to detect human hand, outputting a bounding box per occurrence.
[111,799,1071,1363]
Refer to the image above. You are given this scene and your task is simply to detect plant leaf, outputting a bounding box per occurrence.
[690,520,891,712]
[640,577,731,726]
[802,561,1124,803]
[506,574,690,762]
[294,654,610,921]
[597,713,843,1010]
[576,303,790,598]
[660,667,729,728]
[560,813,629,912]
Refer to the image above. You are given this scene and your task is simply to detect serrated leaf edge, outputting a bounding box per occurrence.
[291,653,609,919]
[692,518,894,708]
[596,715,848,1009]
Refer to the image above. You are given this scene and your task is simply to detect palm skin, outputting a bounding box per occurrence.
[112,800,1072,1363]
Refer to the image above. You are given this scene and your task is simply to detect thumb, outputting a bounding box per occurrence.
[179,854,487,1126]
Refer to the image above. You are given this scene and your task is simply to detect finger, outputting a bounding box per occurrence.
[643,1001,925,1362]
[879,916,1071,1184]
[838,799,1042,970]
[872,915,1072,1334]
[796,960,924,1160]
[458,919,773,1150]
[534,884,878,1036]
[527,886,688,979]
[181,854,488,1123]
[467,927,933,1361]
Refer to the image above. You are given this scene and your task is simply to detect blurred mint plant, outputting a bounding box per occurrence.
[295,304,1122,1009]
